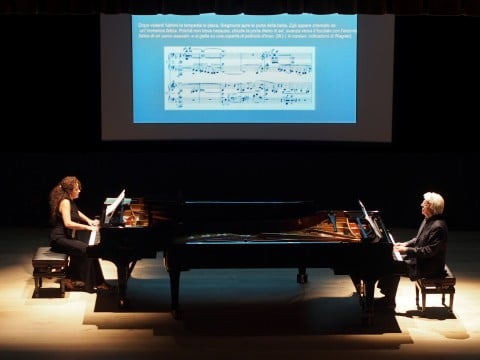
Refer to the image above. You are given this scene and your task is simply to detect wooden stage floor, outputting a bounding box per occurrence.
[1,227,479,360]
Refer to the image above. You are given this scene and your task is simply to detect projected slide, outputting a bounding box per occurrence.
[101,13,394,142]
[131,14,357,124]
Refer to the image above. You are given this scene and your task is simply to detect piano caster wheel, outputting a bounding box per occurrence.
[297,274,308,284]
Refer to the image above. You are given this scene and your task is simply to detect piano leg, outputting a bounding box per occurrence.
[116,262,130,309]
[297,266,308,283]
[168,269,183,320]
[349,274,365,304]
[361,277,376,326]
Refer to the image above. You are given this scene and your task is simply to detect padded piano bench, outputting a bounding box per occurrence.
[32,247,69,298]
[415,265,456,313]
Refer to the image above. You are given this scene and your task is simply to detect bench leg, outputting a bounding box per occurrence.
[32,269,66,298]
[60,278,65,297]
[415,284,420,309]
[448,293,454,312]
[440,289,455,312]
[34,276,41,298]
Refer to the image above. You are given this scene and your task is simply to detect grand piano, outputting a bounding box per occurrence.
[86,195,177,307]
[87,197,401,325]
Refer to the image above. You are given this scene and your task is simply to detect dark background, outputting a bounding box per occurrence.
[1,14,479,230]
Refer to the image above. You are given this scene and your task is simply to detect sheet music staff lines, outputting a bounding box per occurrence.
[165,46,315,110]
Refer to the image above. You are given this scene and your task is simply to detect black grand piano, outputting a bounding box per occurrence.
[87,197,401,325]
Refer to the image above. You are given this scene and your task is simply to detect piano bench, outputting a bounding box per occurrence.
[32,247,69,298]
[415,265,456,313]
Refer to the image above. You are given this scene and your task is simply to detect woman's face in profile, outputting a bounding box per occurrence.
[70,182,81,200]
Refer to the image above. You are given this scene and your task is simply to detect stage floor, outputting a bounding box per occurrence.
[1,227,479,360]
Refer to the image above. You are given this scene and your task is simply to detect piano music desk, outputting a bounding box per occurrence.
[32,247,69,298]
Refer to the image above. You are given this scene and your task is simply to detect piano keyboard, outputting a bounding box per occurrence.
[88,229,100,246]
[393,249,403,262]
[388,232,403,262]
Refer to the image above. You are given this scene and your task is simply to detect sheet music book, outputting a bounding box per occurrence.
[104,189,126,224]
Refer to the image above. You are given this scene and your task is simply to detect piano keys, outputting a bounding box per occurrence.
[88,229,99,246]
[389,232,404,262]
[75,228,99,245]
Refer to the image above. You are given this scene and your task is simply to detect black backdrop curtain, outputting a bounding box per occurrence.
[1,0,480,15]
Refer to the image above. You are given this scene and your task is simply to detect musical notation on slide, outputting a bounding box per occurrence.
[164,46,315,110]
